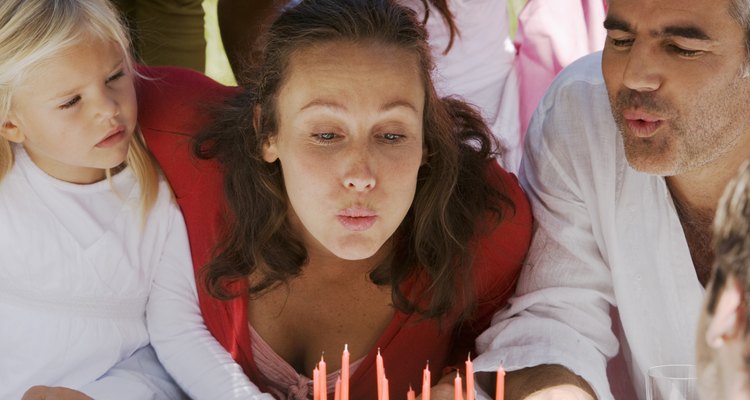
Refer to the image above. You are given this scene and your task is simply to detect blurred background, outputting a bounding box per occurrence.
[200,0,529,86]
[202,0,236,85]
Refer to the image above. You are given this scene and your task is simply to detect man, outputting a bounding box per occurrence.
[472,0,750,398]
[697,160,750,400]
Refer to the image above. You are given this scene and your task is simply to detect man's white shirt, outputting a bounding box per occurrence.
[473,52,704,400]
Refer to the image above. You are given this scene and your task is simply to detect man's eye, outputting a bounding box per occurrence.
[610,38,634,48]
[668,45,702,58]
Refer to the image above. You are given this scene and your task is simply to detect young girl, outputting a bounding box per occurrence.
[0,1,270,399]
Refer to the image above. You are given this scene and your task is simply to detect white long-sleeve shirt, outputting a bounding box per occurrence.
[0,145,271,400]
[473,52,704,400]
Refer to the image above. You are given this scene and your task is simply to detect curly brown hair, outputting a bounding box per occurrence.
[195,0,515,320]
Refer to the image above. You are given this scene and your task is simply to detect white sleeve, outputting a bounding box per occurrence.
[473,71,619,400]
[79,345,186,400]
[146,204,273,400]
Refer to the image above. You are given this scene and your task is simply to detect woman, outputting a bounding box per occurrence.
[139,0,531,398]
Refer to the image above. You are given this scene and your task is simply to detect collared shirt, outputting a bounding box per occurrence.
[474,52,704,400]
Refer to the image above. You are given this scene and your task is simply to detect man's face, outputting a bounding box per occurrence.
[602,0,750,176]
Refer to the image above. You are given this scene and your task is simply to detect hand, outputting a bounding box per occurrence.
[416,381,456,400]
[523,385,595,400]
[22,386,93,400]
[416,371,465,400]
[504,364,596,400]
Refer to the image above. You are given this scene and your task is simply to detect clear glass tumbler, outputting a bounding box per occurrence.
[646,364,698,400]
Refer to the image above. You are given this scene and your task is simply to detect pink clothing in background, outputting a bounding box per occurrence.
[515,0,607,139]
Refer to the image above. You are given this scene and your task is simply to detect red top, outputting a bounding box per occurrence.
[136,66,532,400]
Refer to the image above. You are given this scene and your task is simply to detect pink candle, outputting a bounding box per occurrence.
[334,375,342,400]
[313,367,320,400]
[465,355,474,400]
[342,345,350,400]
[454,372,463,400]
[382,376,390,400]
[495,366,505,400]
[422,363,430,400]
[319,356,328,400]
[407,385,416,400]
[377,349,385,400]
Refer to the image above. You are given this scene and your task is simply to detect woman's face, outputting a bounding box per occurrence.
[263,41,425,261]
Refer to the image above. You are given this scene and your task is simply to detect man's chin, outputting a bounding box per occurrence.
[623,152,676,176]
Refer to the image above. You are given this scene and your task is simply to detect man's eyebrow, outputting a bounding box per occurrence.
[603,16,632,33]
[659,25,712,41]
[604,15,713,41]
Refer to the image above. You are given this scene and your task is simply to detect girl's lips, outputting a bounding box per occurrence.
[96,126,127,148]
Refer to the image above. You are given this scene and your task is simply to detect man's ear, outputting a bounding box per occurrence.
[0,120,24,144]
[255,105,279,163]
[706,275,745,348]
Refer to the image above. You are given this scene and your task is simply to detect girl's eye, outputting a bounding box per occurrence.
[59,95,81,110]
[106,70,125,84]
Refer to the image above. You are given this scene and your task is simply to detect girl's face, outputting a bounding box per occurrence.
[263,41,425,261]
[1,39,136,184]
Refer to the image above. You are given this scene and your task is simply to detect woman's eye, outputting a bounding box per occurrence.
[313,132,337,143]
[381,133,405,143]
[59,96,81,110]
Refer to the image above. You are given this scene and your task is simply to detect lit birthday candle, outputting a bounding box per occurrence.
[495,366,505,400]
[342,345,350,400]
[377,349,385,400]
[334,375,342,400]
[422,363,430,400]
[313,366,320,400]
[454,372,463,400]
[407,385,416,400]
[465,355,474,400]
[319,355,327,400]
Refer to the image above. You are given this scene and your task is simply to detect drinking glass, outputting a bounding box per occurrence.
[646,364,698,400]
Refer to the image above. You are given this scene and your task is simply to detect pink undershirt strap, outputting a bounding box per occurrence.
[249,323,365,399]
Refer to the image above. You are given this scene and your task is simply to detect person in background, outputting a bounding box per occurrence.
[513,0,607,146]
[216,0,282,83]
[473,0,750,398]
[113,0,206,71]
[697,160,750,400]
[139,0,532,398]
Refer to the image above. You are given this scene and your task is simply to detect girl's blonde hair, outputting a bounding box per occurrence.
[0,0,159,216]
